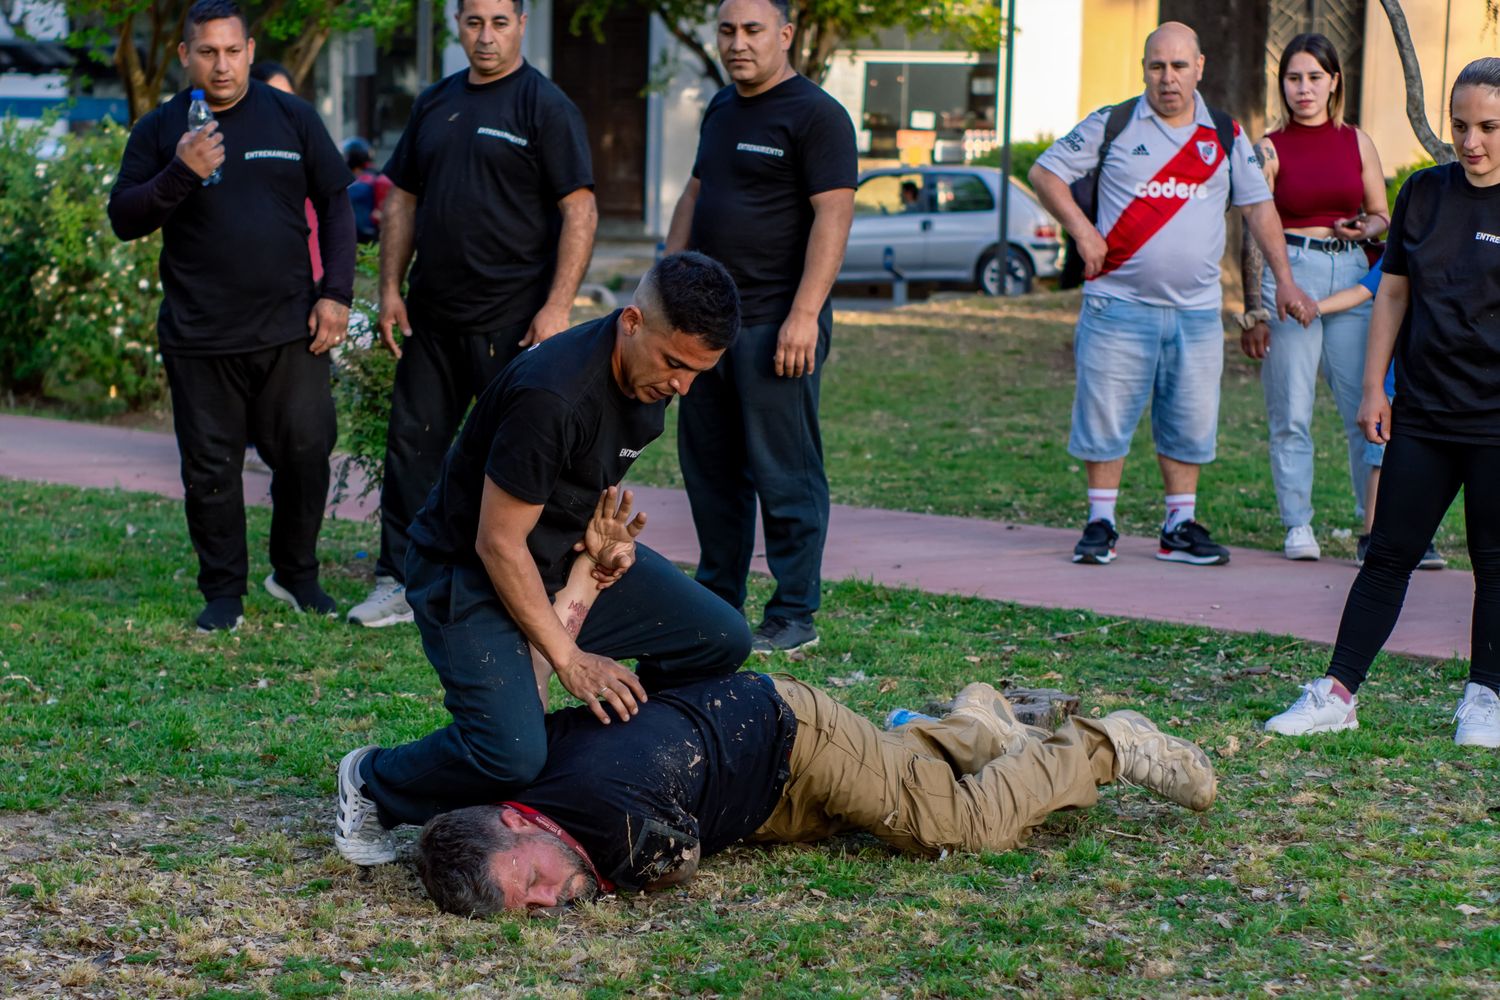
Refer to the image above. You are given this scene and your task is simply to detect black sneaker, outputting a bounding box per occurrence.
[1417,542,1446,571]
[264,574,337,616]
[1072,518,1119,564]
[751,617,819,655]
[1156,520,1230,566]
[1356,533,1371,567]
[196,596,244,633]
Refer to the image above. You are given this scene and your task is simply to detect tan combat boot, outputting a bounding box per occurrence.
[1095,710,1217,811]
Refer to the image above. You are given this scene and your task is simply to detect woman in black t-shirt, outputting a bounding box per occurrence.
[1264,59,1500,748]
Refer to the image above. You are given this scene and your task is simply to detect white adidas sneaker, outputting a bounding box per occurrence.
[1264,677,1358,735]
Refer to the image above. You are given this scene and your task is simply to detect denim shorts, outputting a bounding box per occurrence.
[1068,295,1225,464]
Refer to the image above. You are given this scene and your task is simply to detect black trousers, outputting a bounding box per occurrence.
[362,544,752,827]
[375,321,527,582]
[162,341,336,601]
[677,310,832,624]
[1328,432,1500,694]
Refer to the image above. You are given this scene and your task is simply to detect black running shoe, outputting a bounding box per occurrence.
[1417,542,1446,571]
[1355,533,1371,567]
[1072,518,1119,564]
[196,596,244,633]
[1157,520,1230,565]
[751,617,819,655]
[264,574,337,616]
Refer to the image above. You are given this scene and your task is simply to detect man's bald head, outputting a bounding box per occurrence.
[1141,20,1205,122]
[1144,20,1200,59]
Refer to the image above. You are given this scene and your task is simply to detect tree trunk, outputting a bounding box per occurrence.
[283,26,332,91]
[1156,0,1271,312]
[797,19,843,85]
[1376,0,1455,163]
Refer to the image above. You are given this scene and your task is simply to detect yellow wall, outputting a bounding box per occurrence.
[1361,1,1500,175]
[1078,0,1158,118]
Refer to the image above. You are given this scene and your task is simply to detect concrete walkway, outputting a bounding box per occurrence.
[0,413,1473,661]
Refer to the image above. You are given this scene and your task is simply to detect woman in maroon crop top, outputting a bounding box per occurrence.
[1240,33,1390,563]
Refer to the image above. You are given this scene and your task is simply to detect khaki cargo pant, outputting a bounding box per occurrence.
[752,676,1117,856]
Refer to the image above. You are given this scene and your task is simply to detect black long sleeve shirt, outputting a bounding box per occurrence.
[108,81,354,356]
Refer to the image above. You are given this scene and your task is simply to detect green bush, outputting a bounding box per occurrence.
[969,136,1054,186]
[0,114,164,411]
[1387,157,1435,213]
[331,245,394,502]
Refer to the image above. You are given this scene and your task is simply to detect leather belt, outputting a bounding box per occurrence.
[1285,233,1358,254]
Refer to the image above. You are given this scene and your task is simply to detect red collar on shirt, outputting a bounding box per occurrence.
[500,802,615,894]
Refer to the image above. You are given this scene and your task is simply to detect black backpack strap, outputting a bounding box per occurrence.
[1207,107,1239,209]
[1096,97,1139,173]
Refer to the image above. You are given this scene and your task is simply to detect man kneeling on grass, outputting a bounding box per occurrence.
[410,507,1219,913]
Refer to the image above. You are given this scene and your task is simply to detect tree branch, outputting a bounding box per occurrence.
[664,16,724,88]
[1377,0,1456,164]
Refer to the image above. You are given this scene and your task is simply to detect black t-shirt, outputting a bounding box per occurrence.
[688,75,858,325]
[407,312,663,592]
[516,672,797,890]
[1384,162,1500,445]
[384,63,594,332]
[113,82,352,356]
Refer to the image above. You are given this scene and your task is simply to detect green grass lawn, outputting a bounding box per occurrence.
[2,480,1495,998]
[628,292,1470,568]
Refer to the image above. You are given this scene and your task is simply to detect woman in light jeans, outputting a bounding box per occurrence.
[1240,33,1390,560]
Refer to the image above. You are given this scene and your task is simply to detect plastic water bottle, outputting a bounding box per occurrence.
[188,89,222,186]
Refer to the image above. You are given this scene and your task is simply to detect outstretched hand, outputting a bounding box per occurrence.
[573,486,647,590]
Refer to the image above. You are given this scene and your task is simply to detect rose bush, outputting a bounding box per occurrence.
[0,114,165,411]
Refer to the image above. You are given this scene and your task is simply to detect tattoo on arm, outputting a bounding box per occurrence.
[1241,223,1265,312]
[561,599,588,639]
[1256,141,1276,164]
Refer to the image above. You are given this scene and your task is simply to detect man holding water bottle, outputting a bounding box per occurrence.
[108,0,355,633]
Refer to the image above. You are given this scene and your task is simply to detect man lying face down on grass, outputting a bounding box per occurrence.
[414,493,1219,914]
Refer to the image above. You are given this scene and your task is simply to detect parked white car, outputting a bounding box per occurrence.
[839,166,1063,296]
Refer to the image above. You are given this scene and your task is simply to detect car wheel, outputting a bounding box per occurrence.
[979,247,1034,296]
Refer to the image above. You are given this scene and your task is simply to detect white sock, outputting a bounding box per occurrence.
[1087,489,1118,525]
[1164,494,1196,531]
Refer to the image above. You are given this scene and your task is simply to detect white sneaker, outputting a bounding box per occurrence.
[347,575,413,628]
[1283,525,1321,561]
[1453,683,1500,748]
[335,746,396,865]
[1264,677,1358,735]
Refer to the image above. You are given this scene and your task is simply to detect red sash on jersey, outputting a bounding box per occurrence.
[501,801,616,893]
[1094,122,1232,278]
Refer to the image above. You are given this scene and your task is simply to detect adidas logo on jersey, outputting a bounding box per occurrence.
[1130,144,1150,155]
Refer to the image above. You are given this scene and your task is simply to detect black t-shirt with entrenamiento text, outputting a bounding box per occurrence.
[113,82,351,356]
[383,63,593,332]
[517,672,797,890]
[406,312,662,592]
[688,75,857,325]
[1383,163,1500,445]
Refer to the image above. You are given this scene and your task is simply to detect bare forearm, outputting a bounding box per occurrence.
[1028,166,1099,243]
[788,197,853,317]
[1240,223,1266,312]
[1318,286,1372,317]
[544,191,598,311]
[552,552,603,637]
[1364,283,1407,391]
[664,186,697,254]
[1246,202,1295,283]
[378,189,417,294]
[476,537,579,667]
